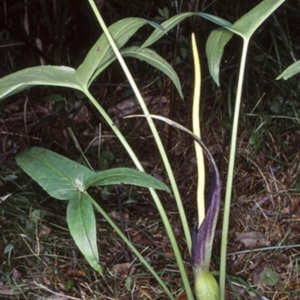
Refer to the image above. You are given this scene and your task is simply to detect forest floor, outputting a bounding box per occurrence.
[1,71,300,300]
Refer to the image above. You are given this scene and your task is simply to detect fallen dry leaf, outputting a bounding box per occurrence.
[235,231,270,248]
[0,283,21,296]
[110,262,131,278]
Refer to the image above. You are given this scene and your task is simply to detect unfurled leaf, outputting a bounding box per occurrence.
[89,168,170,192]
[16,147,170,197]
[67,193,101,272]
[276,60,300,80]
[230,0,286,39]
[0,66,83,100]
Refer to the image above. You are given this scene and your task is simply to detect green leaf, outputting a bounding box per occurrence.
[67,193,101,273]
[276,60,300,80]
[206,29,234,86]
[259,267,279,286]
[0,66,83,100]
[230,0,286,39]
[88,168,170,193]
[140,12,231,50]
[16,147,169,273]
[140,12,192,49]
[89,46,183,98]
[16,147,95,200]
[206,0,286,85]
[77,18,148,86]
[16,147,170,196]
[146,20,166,31]
[122,46,183,98]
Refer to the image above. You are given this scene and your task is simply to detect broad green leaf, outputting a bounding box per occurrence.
[77,18,148,86]
[16,148,170,198]
[67,193,101,272]
[140,12,231,50]
[17,146,169,274]
[230,0,286,39]
[122,46,183,98]
[88,167,170,192]
[206,29,234,86]
[16,147,95,200]
[0,66,83,100]
[276,60,300,80]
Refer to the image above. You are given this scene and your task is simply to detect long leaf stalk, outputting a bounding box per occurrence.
[208,3,286,298]
[219,39,249,299]
[87,1,194,298]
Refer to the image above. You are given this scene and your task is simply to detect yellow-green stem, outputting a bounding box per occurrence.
[219,38,249,299]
